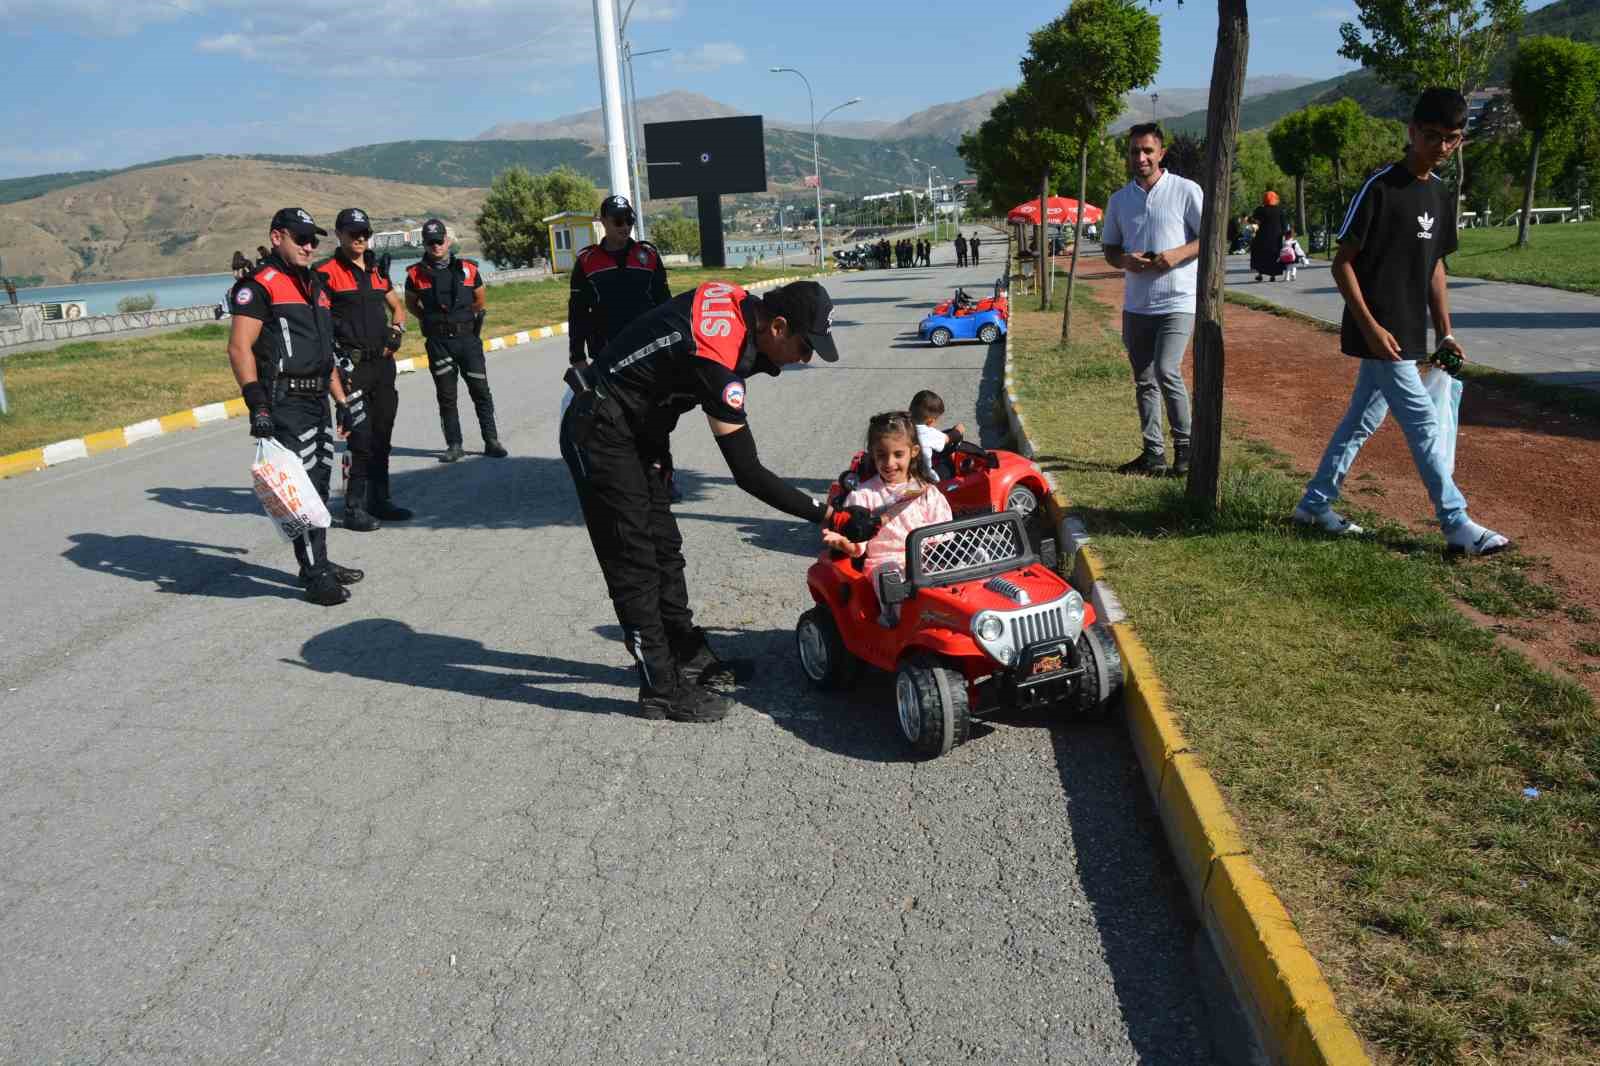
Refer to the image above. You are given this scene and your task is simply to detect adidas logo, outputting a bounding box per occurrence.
[1417,211,1435,239]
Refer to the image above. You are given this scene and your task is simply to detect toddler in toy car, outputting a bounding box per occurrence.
[822,410,953,625]
[910,389,966,480]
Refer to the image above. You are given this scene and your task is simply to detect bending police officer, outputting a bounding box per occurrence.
[315,207,412,530]
[560,280,877,723]
[227,207,365,605]
[405,218,506,461]
[567,194,670,368]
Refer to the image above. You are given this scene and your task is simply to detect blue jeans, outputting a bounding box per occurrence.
[1298,357,1468,532]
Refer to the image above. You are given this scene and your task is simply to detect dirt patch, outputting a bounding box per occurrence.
[1076,271,1600,698]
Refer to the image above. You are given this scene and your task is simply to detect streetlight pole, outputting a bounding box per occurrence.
[590,0,632,205]
[770,69,858,266]
[621,42,669,239]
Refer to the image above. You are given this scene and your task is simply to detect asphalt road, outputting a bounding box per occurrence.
[1,232,1236,1064]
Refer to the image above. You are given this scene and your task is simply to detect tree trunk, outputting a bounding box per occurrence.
[1186,0,1250,509]
[1038,167,1051,311]
[1061,139,1091,344]
[1333,157,1344,211]
[1517,130,1541,248]
[1294,173,1307,240]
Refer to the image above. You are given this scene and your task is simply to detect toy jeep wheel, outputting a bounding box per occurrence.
[895,653,971,757]
[796,607,860,689]
[1075,623,1124,718]
[978,323,1000,344]
[929,327,953,347]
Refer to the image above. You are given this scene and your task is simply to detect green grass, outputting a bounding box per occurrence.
[1449,222,1600,295]
[0,263,823,456]
[1010,290,1600,1065]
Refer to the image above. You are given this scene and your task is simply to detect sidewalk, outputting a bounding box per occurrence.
[1224,256,1600,391]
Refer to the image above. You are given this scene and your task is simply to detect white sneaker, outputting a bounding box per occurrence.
[1292,505,1364,535]
[1445,521,1512,557]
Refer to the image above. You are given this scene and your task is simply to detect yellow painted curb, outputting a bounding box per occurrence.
[0,447,45,479]
[82,428,127,455]
[1001,262,1371,1066]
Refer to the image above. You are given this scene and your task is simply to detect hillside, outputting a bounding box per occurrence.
[259,139,600,189]
[0,159,486,286]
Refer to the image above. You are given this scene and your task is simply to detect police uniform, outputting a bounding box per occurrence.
[315,208,409,526]
[405,218,502,458]
[559,280,845,721]
[567,195,670,366]
[230,243,343,589]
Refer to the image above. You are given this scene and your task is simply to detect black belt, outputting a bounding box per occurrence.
[281,375,327,393]
[424,321,474,338]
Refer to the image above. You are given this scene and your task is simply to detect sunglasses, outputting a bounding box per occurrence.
[425,238,447,246]
[288,233,320,248]
[345,230,372,240]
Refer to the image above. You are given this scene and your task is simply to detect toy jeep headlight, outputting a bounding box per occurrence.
[1064,590,1085,625]
[971,611,1016,665]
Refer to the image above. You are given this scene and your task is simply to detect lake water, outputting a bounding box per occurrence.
[12,240,814,316]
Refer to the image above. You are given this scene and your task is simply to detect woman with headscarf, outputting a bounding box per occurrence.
[1250,190,1286,282]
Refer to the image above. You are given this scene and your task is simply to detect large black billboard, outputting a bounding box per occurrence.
[643,116,767,199]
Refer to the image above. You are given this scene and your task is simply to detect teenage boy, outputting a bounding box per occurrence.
[1293,87,1510,557]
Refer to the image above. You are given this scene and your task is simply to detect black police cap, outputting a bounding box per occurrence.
[270,207,327,238]
[599,195,634,220]
[335,208,372,234]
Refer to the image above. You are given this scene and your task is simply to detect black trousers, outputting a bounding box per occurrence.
[425,333,497,446]
[343,353,398,484]
[559,391,694,696]
[272,390,333,575]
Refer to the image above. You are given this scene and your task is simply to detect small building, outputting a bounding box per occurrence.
[544,211,602,272]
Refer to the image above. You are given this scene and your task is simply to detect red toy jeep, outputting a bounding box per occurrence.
[830,441,1051,528]
[796,511,1122,757]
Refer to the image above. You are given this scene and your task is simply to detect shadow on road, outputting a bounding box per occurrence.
[292,618,638,715]
[60,532,303,599]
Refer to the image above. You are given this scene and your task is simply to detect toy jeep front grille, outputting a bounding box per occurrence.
[1010,600,1071,648]
[906,512,1035,589]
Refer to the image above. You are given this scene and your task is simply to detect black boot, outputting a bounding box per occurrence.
[483,437,508,459]
[639,683,732,723]
[441,443,465,463]
[1171,444,1191,477]
[343,476,381,532]
[304,569,349,605]
[368,469,413,521]
[1116,451,1169,477]
[300,561,363,586]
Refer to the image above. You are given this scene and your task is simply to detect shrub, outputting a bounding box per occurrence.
[117,294,156,313]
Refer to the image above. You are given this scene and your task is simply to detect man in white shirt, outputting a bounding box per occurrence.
[1101,123,1204,476]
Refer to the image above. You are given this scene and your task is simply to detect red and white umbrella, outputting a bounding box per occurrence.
[1007,197,1102,225]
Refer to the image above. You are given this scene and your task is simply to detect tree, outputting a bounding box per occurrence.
[1338,1,1526,203]
[1310,98,1367,206]
[1183,0,1250,508]
[475,165,598,268]
[1509,35,1600,246]
[959,85,1076,310]
[1268,109,1318,236]
[649,209,701,258]
[1020,0,1161,341]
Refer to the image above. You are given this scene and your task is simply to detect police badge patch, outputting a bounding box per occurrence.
[722,380,746,411]
[234,287,253,306]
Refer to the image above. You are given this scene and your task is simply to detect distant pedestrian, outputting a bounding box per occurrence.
[1100,122,1203,478]
[954,232,967,267]
[970,234,981,264]
[4,276,17,305]
[1251,191,1286,282]
[1292,87,1510,557]
[1279,227,1307,281]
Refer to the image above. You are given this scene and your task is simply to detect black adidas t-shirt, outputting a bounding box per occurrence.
[1336,161,1457,359]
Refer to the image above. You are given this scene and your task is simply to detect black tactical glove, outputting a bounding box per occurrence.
[243,381,274,439]
[827,504,881,543]
[384,324,405,353]
[337,397,371,451]
[473,310,486,338]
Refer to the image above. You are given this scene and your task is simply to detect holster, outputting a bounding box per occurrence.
[564,362,598,396]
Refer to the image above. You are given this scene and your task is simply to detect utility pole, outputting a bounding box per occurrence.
[592,0,632,207]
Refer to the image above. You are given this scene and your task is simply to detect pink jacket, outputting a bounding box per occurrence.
[841,476,953,577]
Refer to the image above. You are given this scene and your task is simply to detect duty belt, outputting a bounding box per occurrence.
[281,375,327,393]
[424,321,474,338]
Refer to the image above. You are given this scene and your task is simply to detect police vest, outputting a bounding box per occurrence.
[237,259,335,381]
[407,256,480,328]
[315,251,392,351]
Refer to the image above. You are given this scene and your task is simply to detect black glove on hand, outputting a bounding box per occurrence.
[337,397,372,451]
[473,310,486,338]
[828,504,881,543]
[385,324,404,353]
[243,381,274,439]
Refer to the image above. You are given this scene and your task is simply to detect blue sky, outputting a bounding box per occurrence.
[0,0,1561,180]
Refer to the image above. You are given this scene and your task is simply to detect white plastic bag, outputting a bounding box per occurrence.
[1424,365,1463,477]
[251,438,331,542]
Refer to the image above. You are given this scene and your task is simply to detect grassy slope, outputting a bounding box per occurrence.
[1010,289,1598,1064]
[0,264,823,456]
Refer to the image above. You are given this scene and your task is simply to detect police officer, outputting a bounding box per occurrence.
[405,219,505,461]
[567,194,670,368]
[227,208,365,606]
[559,279,878,723]
[315,207,411,531]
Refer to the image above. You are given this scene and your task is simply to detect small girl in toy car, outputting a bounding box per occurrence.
[821,410,953,625]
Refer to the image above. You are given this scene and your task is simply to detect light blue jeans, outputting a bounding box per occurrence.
[1298,357,1468,532]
